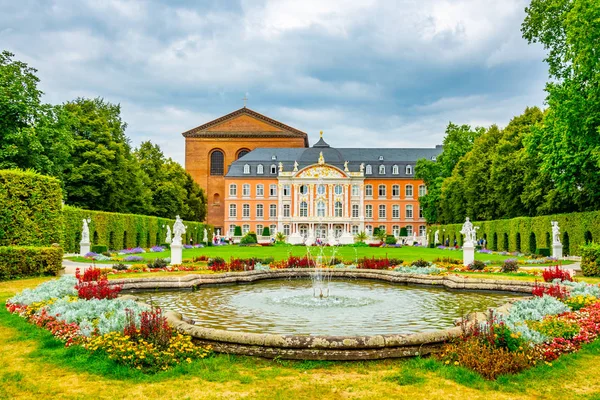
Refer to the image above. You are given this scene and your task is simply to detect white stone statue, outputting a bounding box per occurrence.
[293,160,299,172]
[278,162,283,173]
[165,225,172,244]
[172,215,186,246]
[80,218,91,244]
[460,217,475,246]
[344,161,349,172]
[203,228,208,244]
[359,163,365,173]
[216,228,220,237]
[551,221,561,245]
[434,229,440,245]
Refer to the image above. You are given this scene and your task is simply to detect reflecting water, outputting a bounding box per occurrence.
[135,280,520,336]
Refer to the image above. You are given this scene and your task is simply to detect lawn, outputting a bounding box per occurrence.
[2,277,600,399]
[66,245,572,266]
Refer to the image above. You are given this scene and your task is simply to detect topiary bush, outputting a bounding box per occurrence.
[91,245,108,254]
[240,232,258,245]
[147,258,168,269]
[536,248,550,257]
[399,227,408,237]
[581,243,600,276]
[0,245,63,280]
[0,169,63,246]
[385,235,397,245]
[234,226,242,237]
[501,259,519,273]
[261,227,271,236]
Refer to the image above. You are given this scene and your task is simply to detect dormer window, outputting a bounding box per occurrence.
[431,156,437,161]
[271,155,277,161]
[405,165,413,175]
[392,165,399,175]
[270,164,277,174]
[257,164,264,174]
[365,164,372,175]
[379,165,385,174]
[379,155,384,161]
[243,164,250,174]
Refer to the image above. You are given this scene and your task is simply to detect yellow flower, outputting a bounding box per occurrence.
[445,360,450,365]
[454,361,459,366]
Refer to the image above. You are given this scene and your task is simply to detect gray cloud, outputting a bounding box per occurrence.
[0,0,548,163]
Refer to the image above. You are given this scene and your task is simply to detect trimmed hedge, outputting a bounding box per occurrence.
[0,245,63,280]
[581,243,600,276]
[91,245,108,254]
[430,210,600,256]
[0,169,63,246]
[62,206,212,253]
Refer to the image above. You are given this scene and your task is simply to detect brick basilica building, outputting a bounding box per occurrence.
[183,107,441,244]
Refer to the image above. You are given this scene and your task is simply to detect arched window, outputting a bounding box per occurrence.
[229,204,236,218]
[256,184,264,197]
[210,150,224,175]
[334,184,343,195]
[256,204,263,218]
[379,165,385,174]
[405,184,413,197]
[229,184,237,197]
[392,185,400,197]
[317,185,326,195]
[300,185,308,195]
[392,165,399,175]
[257,164,264,174]
[365,165,372,175]
[378,184,386,197]
[242,184,250,197]
[419,225,427,236]
[378,205,386,219]
[334,201,343,217]
[317,201,326,217]
[365,184,373,197]
[405,204,413,218]
[243,164,250,174]
[242,204,250,218]
[405,165,413,175]
[237,149,250,159]
[365,225,373,235]
[270,164,277,174]
[300,201,308,217]
[419,184,426,197]
[405,225,413,236]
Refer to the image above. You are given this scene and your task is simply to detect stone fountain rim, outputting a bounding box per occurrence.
[113,269,543,359]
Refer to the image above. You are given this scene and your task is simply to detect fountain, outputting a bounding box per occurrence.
[306,244,336,299]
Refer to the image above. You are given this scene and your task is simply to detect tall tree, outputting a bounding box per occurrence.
[522,0,600,209]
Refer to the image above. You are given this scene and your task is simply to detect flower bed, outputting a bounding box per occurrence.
[5,268,211,373]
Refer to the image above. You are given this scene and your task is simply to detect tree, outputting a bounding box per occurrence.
[522,0,600,210]
[0,51,72,180]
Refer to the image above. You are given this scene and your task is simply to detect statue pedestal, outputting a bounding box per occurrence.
[80,242,90,257]
[463,243,475,266]
[170,243,183,265]
[552,244,563,259]
[287,232,304,245]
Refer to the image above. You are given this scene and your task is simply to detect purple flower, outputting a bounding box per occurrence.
[124,255,144,262]
[183,244,193,249]
[150,246,165,252]
[84,252,98,258]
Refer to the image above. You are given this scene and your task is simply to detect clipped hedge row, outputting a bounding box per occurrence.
[62,206,213,253]
[0,245,63,280]
[430,211,600,256]
[581,243,600,276]
[0,169,63,246]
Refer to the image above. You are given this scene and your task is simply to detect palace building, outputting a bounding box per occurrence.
[183,107,442,244]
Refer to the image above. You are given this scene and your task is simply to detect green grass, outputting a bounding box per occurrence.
[66,245,557,265]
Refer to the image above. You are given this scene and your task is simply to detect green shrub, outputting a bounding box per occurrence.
[501,259,519,273]
[240,232,258,245]
[113,263,128,271]
[0,169,63,246]
[411,259,430,268]
[261,227,271,236]
[399,227,408,237]
[536,248,550,257]
[581,243,600,276]
[234,226,242,237]
[468,260,486,271]
[91,245,108,254]
[0,245,63,280]
[147,258,168,269]
[385,235,397,245]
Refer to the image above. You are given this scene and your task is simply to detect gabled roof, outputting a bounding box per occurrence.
[181,107,309,146]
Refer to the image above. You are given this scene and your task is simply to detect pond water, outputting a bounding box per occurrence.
[135,279,521,336]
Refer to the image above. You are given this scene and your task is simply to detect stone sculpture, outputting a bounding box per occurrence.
[165,225,172,244]
[172,215,186,246]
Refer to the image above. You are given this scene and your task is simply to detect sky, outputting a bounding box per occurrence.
[0,0,548,165]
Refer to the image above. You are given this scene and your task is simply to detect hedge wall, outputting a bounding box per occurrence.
[430,211,600,256]
[0,169,63,246]
[0,245,63,280]
[62,206,213,253]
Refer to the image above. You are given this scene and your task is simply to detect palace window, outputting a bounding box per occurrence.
[283,224,290,236]
[242,204,250,218]
[352,204,359,218]
[229,204,237,218]
[392,165,399,175]
[237,149,250,159]
[256,224,263,234]
[283,185,291,197]
[210,150,224,175]
[419,225,427,236]
[257,164,264,174]
[270,164,277,174]
[405,204,413,219]
[419,184,427,197]
[317,184,326,195]
[317,201,326,217]
[365,225,373,235]
[379,165,385,174]
[334,184,343,195]
[256,184,264,197]
[392,205,399,219]
[242,224,250,234]
[365,165,372,175]
[419,206,424,218]
[300,185,308,195]
[365,204,373,218]
[229,184,237,197]
[352,225,359,235]
[406,225,413,236]
[392,225,400,236]
[379,225,386,233]
[379,205,386,219]
[269,184,277,197]
[405,165,413,175]
[334,201,343,217]
[405,184,413,198]
[242,184,250,197]
[352,184,359,196]
[283,204,291,217]
[300,201,308,217]
[269,204,277,218]
[378,184,386,198]
[392,185,399,197]
[365,185,373,197]
[270,224,277,234]
[243,164,250,174]
[256,204,264,218]
[229,225,236,235]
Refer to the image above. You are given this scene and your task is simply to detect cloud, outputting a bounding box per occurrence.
[0,0,548,165]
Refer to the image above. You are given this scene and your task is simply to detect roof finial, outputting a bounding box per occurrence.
[242,94,248,108]
[320,130,323,138]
